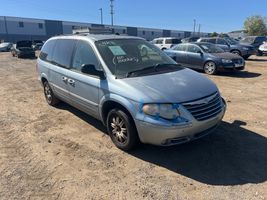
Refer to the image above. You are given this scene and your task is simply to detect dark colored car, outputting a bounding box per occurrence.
[165,42,245,75]
[197,37,255,59]
[239,36,266,55]
[0,42,13,52]
[32,40,44,50]
[181,37,200,43]
[11,41,35,58]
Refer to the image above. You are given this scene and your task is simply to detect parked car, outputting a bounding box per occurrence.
[151,37,181,50]
[181,37,200,43]
[0,42,13,52]
[11,40,35,58]
[240,36,266,51]
[32,40,44,50]
[197,37,255,59]
[258,42,267,56]
[165,42,245,75]
[37,34,226,150]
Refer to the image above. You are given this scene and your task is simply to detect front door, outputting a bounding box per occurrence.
[185,44,204,69]
[68,40,101,118]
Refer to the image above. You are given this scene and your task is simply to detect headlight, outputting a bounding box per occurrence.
[242,47,249,50]
[142,104,180,120]
[222,59,232,63]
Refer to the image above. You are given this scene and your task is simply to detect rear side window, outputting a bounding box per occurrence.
[39,40,56,62]
[52,39,76,68]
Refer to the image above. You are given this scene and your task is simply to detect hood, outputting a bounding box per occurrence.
[16,41,32,48]
[116,68,218,103]
[209,52,242,59]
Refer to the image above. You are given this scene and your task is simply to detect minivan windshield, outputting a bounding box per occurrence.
[95,39,182,78]
[198,43,225,53]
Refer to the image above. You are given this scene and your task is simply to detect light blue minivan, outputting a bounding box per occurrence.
[37,34,226,150]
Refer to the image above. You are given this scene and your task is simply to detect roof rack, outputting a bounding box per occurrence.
[72,27,113,35]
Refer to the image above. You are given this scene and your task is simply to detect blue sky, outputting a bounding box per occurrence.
[1,0,266,33]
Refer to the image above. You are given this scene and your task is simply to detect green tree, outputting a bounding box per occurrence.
[244,15,267,36]
[211,32,218,37]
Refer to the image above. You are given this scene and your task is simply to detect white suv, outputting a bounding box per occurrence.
[258,42,267,56]
[152,37,181,50]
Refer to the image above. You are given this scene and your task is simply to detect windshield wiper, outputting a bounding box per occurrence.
[125,63,180,78]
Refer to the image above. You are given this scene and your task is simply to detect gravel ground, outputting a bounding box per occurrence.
[0,52,266,200]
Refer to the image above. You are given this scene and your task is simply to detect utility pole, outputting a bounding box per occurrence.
[198,24,201,36]
[110,0,114,26]
[193,19,196,36]
[99,8,103,24]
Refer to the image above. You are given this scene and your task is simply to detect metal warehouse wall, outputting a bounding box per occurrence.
[0,16,210,43]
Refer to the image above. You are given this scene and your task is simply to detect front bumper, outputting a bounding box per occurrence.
[135,100,226,146]
[217,62,245,71]
[18,51,35,57]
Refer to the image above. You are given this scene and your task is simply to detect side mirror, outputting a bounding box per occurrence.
[197,50,203,55]
[81,64,105,79]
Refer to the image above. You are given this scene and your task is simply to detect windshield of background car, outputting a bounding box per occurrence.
[95,39,179,77]
[199,43,225,53]
[16,41,32,48]
[240,37,255,44]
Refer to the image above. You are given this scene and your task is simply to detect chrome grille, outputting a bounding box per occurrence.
[182,92,223,121]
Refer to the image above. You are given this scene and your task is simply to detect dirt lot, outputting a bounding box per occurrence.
[0,52,266,200]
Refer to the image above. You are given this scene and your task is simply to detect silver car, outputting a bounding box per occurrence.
[37,34,226,150]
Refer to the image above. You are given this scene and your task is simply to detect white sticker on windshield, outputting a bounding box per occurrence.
[108,46,126,56]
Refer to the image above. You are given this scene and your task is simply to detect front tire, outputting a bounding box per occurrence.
[107,109,138,151]
[204,61,217,75]
[43,81,60,106]
[231,50,241,56]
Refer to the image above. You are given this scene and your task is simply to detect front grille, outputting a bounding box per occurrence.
[182,92,223,121]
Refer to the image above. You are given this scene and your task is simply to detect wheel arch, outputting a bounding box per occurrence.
[99,94,137,127]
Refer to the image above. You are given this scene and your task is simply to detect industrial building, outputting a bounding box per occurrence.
[0,16,210,42]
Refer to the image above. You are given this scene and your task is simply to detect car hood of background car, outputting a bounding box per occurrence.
[116,68,218,103]
[209,52,242,59]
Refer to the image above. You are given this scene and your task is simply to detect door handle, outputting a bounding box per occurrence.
[62,76,68,82]
[68,79,75,86]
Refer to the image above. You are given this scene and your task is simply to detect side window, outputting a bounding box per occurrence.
[207,38,216,44]
[72,41,99,71]
[217,38,228,45]
[174,44,186,51]
[52,39,76,68]
[187,44,201,53]
[156,39,163,44]
[39,40,56,62]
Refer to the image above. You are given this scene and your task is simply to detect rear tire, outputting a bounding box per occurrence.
[43,81,60,106]
[204,61,217,75]
[107,109,139,151]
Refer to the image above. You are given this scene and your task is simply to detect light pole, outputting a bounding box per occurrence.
[193,19,196,36]
[110,0,114,26]
[99,8,103,25]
